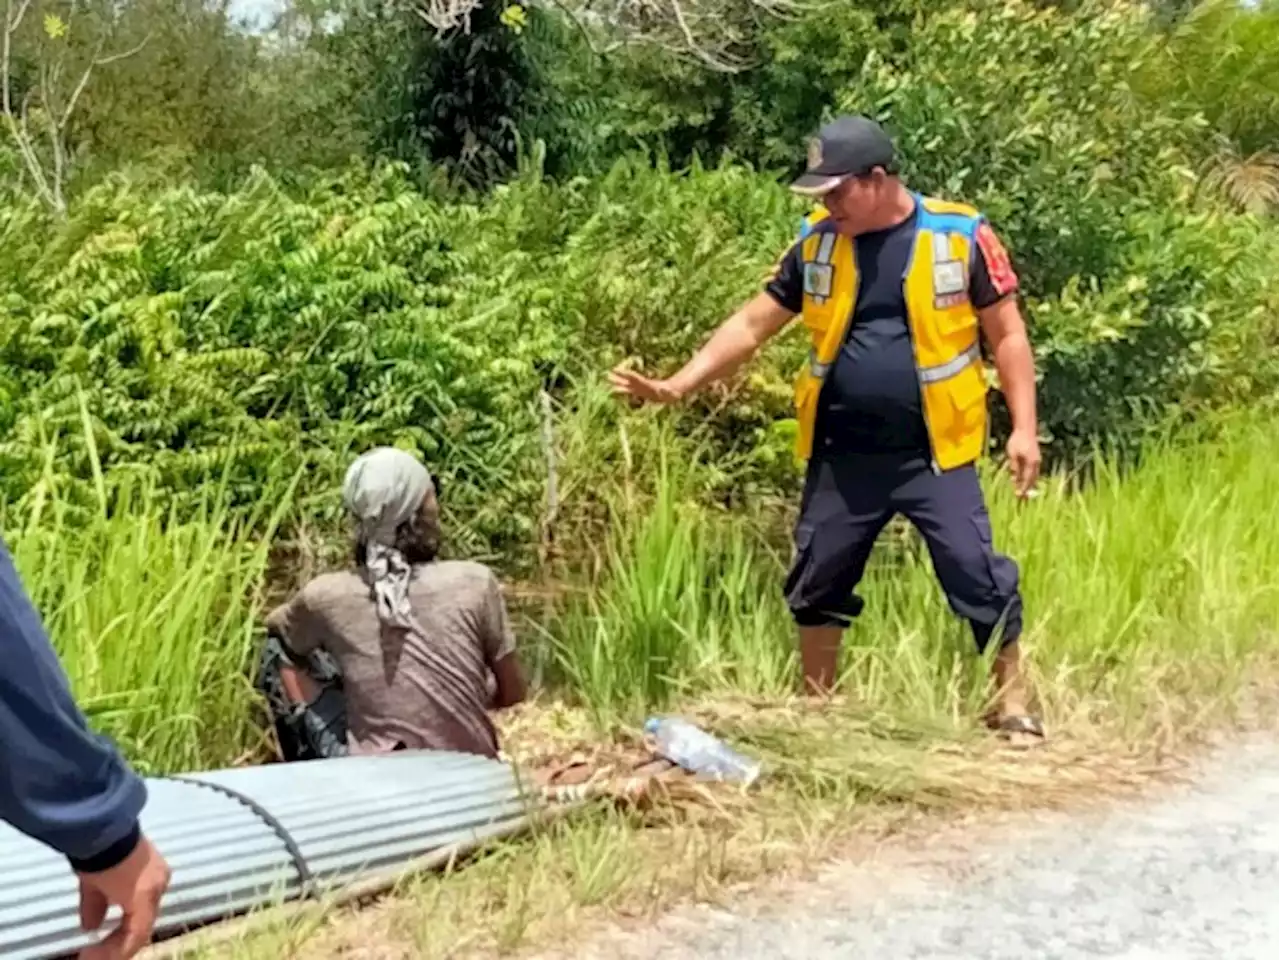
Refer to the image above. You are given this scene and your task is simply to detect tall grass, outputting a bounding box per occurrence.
[547,413,1279,734]
[4,464,298,775]
[545,452,796,719]
[4,411,1272,775]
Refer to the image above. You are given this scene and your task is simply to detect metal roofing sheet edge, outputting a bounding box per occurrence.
[1,750,543,960]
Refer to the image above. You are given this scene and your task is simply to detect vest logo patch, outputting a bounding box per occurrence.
[976,220,1018,297]
[933,259,967,309]
[804,262,833,300]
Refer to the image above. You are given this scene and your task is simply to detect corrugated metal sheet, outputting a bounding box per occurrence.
[0,779,295,960]
[0,751,539,960]
[187,751,535,892]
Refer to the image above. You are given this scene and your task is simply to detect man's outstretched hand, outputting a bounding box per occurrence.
[608,366,683,406]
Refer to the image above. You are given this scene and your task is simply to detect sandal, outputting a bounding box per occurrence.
[993,714,1047,743]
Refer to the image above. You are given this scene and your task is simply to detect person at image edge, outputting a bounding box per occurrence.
[1,542,172,960]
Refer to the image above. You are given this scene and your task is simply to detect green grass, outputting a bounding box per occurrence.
[16,410,1264,960]
[5,461,298,775]
[543,449,796,719]
[543,411,1279,738]
[5,411,1274,779]
[995,415,1279,735]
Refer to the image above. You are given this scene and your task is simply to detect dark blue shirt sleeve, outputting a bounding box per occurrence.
[0,542,146,869]
[764,240,805,314]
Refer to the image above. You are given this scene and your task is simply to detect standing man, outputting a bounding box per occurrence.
[609,116,1044,739]
[1,544,172,959]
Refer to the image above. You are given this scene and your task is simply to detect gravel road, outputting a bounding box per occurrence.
[563,738,1278,960]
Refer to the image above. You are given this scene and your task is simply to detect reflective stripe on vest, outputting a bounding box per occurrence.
[918,341,981,384]
[803,232,838,307]
[931,229,950,265]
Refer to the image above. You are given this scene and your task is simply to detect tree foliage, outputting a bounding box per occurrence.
[0,0,1276,562]
[1138,0,1280,214]
[2,0,151,211]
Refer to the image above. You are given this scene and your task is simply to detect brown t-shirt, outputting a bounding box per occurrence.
[266,561,516,758]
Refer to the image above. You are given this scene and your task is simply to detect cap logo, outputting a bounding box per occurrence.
[806,137,823,171]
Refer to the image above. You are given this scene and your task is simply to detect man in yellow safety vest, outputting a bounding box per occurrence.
[609,116,1044,740]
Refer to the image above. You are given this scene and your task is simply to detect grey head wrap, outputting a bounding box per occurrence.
[343,447,434,630]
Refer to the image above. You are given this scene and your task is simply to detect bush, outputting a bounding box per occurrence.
[5,0,1278,555]
[1029,207,1278,460]
[0,160,804,563]
[575,0,888,175]
[847,0,1192,294]
[2,135,1275,563]
[1138,0,1279,160]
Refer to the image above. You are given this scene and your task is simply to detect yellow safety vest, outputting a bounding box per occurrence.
[792,194,989,471]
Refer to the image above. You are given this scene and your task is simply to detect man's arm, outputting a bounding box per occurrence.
[491,653,527,710]
[0,544,171,958]
[610,250,799,405]
[0,546,146,865]
[479,571,526,709]
[971,219,1041,497]
[266,591,325,706]
[979,298,1038,442]
[667,292,796,399]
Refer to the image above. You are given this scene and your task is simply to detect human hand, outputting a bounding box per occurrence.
[77,834,171,960]
[1006,429,1042,499]
[607,366,683,406]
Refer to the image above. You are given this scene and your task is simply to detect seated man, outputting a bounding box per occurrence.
[265,446,526,759]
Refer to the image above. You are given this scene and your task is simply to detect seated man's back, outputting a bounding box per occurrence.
[268,446,526,758]
[269,559,515,758]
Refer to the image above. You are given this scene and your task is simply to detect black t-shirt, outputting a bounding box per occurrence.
[765,206,1018,454]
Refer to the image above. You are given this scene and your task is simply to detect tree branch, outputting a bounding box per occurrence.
[93,32,151,68]
[12,88,56,206]
[39,60,65,204]
[413,0,482,33]
[2,0,35,118]
[2,0,150,213]
[542,0,623,59]
[61,33,151,132]
[2,0,32,36]
[407,0,790,72]
[4,0,59,209]
[666,0,748,72]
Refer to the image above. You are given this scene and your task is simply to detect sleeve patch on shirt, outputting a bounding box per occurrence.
[976,221,1018,297]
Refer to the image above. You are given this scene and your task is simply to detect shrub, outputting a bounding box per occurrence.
[0,160,804,562]
[0,130,1274,562]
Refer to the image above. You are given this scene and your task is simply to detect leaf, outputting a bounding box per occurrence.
[499,4,527,33]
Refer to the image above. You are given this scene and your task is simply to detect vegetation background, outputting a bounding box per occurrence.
[1,0,1276,775]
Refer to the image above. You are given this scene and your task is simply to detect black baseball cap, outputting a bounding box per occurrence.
[790,116,898,196]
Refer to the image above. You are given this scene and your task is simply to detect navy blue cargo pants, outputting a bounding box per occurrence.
[784,451,1022,651]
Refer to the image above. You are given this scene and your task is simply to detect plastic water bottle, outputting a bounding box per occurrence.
[644,716,762,785]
